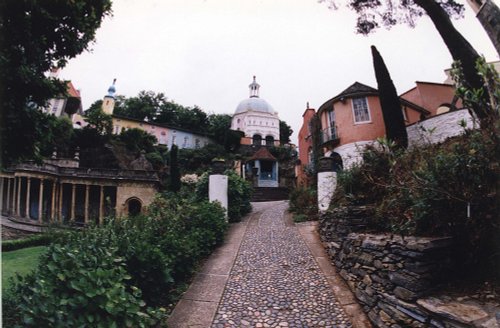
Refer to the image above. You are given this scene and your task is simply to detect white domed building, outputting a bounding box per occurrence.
[231,76,280,147]
[232,77,281,188]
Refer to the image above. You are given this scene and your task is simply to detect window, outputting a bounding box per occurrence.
[352,97,371,123]
[327,109,335,128]
[183,136,188,148]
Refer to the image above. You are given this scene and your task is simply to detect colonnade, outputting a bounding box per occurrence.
[0,176,116,225]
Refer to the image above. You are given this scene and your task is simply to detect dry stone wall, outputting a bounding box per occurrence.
[317,209,498,328]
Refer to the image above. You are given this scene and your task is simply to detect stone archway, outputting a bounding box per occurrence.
[126,197,142,216]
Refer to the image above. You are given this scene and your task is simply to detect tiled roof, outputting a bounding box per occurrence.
[249,147,277,161]
[335,82,378,99]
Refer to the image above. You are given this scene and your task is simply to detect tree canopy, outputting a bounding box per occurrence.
[322,0,490,126]
[371,45,408,149]
[0,0,113,167]
[280,120,293,145]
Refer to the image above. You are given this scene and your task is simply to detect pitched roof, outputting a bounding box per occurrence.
[317,81,430,116]
[318,82,378,115]
[249,147,277,161]
[336,82,378,99]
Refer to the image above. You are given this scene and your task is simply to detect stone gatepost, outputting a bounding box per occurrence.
[209,159,228,219]
[317,157,337,213]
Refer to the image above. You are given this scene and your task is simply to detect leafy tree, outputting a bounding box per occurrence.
[322,0,490,125]
[0,0,112,167]
[371,45,408,149]
[207,114,232,143]
[118,128,158,154]
[279,120,293,144]
[155,101,184,125]
[84,107,113,136]
[114,91,167,121]
[175,106,209,132]
[169,144,181,192]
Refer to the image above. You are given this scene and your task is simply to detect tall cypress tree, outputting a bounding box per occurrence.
[371,45,408,149]
[169,144,181,192]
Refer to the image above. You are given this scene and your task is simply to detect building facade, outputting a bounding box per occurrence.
[42,69,83,119]
[0,157,159,225]
[296,104,317,187]
[231,76,280,147]
[73,80,213,149]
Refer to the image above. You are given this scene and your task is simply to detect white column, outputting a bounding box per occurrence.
[99,185,104,225]
[12,177,17,216]
[26,178,31,219]
[0,177,4,213]
[51,181,56,222]
[71,184,76,222]
[209,174,228,219]
[38,179,44,223]
[58,183,64,223]
[16,177,22,216]
[84,184,90,224]
[317,171,337,213]
[6,178,11,214]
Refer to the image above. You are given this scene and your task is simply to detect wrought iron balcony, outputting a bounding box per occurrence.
[320,126,340,147]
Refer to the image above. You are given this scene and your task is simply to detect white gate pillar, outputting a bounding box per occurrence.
[317,157,337,213]
[209,159,228,219]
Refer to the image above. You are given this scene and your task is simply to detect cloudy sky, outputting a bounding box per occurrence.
[59,0,499,144]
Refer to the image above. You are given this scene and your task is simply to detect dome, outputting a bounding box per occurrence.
[235,97,275,114]
[106,78,116,97]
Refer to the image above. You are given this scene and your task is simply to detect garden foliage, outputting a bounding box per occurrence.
[196,170,252,222]
[333,129,499,276]
[3,196,228,326]
[2,233,59,252]
[289,187,318,221]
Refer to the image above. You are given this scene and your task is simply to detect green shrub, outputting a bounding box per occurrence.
[2,233,56,252]
[4,231,164,327]
[289,187,317,220]
[293,214,308,223]
[333,129,499,276]
[4,195,228,325]
[195,170,252,222]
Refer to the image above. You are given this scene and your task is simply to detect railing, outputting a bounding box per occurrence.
[320,126,339,145]
[14,162,159,181]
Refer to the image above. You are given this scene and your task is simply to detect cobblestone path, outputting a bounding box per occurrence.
[212,202,352,328]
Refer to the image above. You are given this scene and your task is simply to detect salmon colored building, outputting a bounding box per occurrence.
[296,104,317,187]
[314,82,429,169]
[400,82,462,116]
[297,80,465,183]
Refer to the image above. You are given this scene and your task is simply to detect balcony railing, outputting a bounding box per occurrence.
[320,126,339,146]
[14,162,159,182]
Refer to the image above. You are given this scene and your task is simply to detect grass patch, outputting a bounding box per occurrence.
[2,246,47,291]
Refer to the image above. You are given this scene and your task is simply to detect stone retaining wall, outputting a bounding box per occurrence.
[318,210,497,327]
[406,109,473,148]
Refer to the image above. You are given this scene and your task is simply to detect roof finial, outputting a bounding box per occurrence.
[107,78,117,98]
[306,101,310,109]
[249,75,260,98]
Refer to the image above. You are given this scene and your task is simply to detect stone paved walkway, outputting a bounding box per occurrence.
[167,201,370,328]
[212,202,351,328]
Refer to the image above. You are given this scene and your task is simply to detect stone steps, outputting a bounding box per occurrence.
[251,187,289,202]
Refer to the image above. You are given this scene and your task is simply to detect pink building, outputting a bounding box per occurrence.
[296,104,317,187]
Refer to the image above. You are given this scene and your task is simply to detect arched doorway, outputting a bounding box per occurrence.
[330,152,343,173]
[127,198,142,216]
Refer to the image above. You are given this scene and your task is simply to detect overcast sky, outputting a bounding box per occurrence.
[59,0,499,144]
